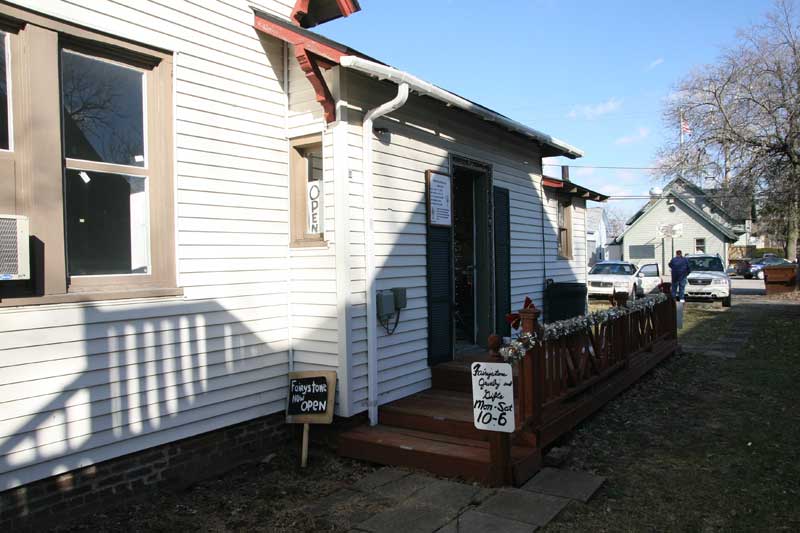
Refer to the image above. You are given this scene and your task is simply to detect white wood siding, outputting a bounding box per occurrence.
[0,0,298,491]
[622,199,729,273]
[283,53,341,402]
[342,72,587,415]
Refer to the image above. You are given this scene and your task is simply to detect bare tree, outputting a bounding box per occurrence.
[605,205,628,239]
[657,0,800,261]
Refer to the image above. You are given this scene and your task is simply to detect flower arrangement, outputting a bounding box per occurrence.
[496,293,668,363]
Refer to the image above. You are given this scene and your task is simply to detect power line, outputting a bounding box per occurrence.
[543,164,659,170]
[604,192,770,200]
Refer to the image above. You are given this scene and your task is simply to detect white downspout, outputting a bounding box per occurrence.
[363,83,410,426]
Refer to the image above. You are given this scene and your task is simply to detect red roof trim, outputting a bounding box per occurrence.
[295,46,337,123]
[291,0,360,27]
[336,0,360,17]
[254,15,348,64]
[542,178,564,189]
[291,0,311,25]
[254,13,346,123]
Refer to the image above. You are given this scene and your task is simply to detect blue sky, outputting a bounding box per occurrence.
[316,0,774,217]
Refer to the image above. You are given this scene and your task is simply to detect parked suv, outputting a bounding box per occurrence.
[685,254,731,307]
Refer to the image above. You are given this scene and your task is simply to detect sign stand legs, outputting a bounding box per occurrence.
[301,423,310,468]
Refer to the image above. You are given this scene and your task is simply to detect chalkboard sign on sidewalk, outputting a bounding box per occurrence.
[286,371,337,425]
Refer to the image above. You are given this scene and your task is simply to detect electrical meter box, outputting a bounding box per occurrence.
[376,290,395,321]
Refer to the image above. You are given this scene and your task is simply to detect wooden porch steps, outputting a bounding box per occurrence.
[378,389,486,441]
[338,357,541,486]
[338,424,540,486]
[338,335,677,487]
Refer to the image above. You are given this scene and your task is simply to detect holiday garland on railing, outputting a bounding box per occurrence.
[497,293,668,363]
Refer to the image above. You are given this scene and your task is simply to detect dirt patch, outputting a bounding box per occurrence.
[56,444,378,533]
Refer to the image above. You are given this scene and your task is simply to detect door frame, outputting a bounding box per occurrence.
[450,155,494,349]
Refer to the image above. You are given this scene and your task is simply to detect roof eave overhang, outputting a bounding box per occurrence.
[542,177,608,202]
[251,10,584,158]
[291,0,361,28]
[340,56,583,159]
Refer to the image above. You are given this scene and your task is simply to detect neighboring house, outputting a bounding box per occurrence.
[614,177,745,273]
[0,0,602,523]
[585,207,609,266]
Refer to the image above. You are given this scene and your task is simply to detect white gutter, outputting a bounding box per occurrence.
[340,55,584,159]
[363,83,410,426]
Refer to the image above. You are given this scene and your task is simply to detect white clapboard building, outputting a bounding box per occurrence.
[0,0,605,522]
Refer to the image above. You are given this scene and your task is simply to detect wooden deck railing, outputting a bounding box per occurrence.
[494,294,677,436]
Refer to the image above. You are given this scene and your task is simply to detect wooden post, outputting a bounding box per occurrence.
[613,291,629,307]
[488,334,503,362]
[301,423,310,468]
[488,432,513,487]
[518,308,540,423]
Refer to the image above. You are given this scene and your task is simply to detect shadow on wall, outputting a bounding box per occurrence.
[360,105,564,408]
[0,298,290,491]
[0,51,569,499]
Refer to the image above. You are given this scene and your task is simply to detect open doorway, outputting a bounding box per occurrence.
[426,157,493,366]
[452,158,492,354]
[453,171,475,349]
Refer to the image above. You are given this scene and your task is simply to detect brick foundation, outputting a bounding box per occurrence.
[0,412,289,531]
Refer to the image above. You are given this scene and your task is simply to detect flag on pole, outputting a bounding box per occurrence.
[680,116,692,135]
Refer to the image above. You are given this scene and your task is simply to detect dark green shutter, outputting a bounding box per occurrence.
[493,187,511,337]
[427,225,453,366]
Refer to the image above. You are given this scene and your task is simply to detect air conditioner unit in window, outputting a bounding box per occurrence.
[0,215,30,280]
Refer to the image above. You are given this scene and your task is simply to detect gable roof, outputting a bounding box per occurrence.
[252,9,584,159]
[616,177,742,243]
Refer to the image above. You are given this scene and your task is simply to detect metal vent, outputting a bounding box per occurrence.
[0,217,18,275]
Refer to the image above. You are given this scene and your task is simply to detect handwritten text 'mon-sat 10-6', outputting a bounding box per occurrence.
[471,363,515,432]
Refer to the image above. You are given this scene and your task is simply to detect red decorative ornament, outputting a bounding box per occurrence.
[505,296,536,330]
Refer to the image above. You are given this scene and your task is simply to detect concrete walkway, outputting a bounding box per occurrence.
[305,467,604,532]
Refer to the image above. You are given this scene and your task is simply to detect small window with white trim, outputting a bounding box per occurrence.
[695,238,706,254]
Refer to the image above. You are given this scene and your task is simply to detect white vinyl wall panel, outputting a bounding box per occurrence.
[342,71,586,415]
[622,199,728,272]
[0,0,296,491]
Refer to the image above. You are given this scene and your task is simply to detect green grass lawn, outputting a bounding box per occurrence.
[543,302,800,532]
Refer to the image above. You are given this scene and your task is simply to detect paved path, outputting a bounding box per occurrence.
[304,467,604,532]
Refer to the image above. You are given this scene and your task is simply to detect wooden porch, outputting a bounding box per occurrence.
[339,296,678,487]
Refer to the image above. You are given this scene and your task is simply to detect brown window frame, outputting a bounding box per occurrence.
[289,134,326,248]
[0,3,178,307]
[557,196,573,260]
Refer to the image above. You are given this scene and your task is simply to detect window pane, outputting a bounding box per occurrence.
[306,149,323,234]
[0,32,9,150]
[61,51,145,166]
[65,169,149,276]
[629,245,656,259]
